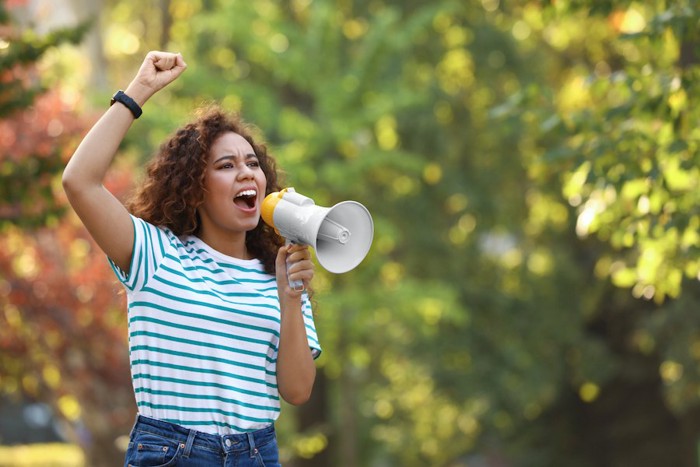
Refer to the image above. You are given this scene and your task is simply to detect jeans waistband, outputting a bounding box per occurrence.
[131,414,276,456]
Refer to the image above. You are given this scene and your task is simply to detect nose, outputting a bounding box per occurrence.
[237,164,255,180]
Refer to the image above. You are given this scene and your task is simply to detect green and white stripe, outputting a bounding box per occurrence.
[110,216,321,435]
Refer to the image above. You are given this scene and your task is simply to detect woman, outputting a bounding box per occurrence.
[63,51,320,466]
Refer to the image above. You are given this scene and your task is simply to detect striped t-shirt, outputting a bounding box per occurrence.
[109,215,321,435]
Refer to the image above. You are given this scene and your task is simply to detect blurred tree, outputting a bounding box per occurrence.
[97,0,560,464]
[0,208,135,464]
[0,1,135,465]
[30,0,700,465]
[514,0,700,303]
[487,1,700,465]
[0,0,88,228]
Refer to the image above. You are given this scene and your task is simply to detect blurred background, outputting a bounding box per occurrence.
[2,0,700,465]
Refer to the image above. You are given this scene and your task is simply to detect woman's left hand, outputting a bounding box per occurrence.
[275,244,314,298]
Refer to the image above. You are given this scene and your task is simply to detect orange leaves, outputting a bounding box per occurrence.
[0,88,99,228]
[0,89,91,162]
[5,1,29,9]
[0,216,129,397]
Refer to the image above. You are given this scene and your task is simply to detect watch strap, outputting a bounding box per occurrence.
[110,90,143,119]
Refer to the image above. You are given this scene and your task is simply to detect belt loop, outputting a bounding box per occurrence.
[182,429,196,458]
[247,431,258,458]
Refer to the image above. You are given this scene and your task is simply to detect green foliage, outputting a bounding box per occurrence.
[111,0,589,463]
[0,3,89,229]
[0,154,66,228]
[6,0,700,464]
[513,1,700,302]
[488,2,700,464]
[101,0,698,464]
[0,3,89,117]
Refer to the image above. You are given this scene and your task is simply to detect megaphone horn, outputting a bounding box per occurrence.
[261,188,374,288]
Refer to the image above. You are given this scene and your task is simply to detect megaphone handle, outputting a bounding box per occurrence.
[285,239,305,291]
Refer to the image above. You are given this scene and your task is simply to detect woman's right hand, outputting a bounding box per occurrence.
[125,51,188,106]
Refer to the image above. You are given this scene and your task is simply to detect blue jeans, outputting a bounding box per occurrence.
[124,415,280,467]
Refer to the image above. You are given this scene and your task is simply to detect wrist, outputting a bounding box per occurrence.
[279,294,302,313]
[123,82,154,107]
[110,90,142,119]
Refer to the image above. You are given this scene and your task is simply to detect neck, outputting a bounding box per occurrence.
[198,229,250,259]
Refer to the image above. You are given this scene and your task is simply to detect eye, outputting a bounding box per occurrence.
[219,162,234,169]
[247,160,260,168]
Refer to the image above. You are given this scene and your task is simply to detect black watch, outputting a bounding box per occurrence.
[110,90,143,119]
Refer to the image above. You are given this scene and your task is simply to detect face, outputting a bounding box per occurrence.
[198,132,267,238]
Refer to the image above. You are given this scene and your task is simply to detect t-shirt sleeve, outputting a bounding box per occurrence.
[301,294,322,359]
[108,215,170,292]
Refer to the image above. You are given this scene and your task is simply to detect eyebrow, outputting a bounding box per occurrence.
[213,153,259,164]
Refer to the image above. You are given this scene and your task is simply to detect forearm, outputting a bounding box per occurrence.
[63,83,152,190]
[276,298,316,406]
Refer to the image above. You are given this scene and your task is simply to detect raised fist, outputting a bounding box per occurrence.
[126,51,188,104]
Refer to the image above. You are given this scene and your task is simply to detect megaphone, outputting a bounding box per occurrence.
[261,188,374,289]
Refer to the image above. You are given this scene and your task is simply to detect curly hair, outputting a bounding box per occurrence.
[126,105,284,274]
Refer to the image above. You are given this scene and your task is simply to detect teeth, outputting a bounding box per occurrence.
[236,190,257,198]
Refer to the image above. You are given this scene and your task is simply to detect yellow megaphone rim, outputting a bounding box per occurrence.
[261,188,289,234]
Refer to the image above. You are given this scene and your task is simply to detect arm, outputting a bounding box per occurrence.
[275,244,317,405]
[62,51,187,273]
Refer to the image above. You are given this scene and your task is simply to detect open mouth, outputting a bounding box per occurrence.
[234,189,257,209]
